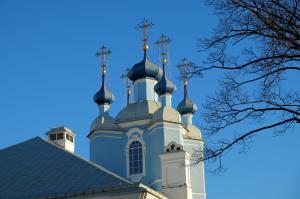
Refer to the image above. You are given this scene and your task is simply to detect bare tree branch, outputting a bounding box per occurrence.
[194,0,300,172]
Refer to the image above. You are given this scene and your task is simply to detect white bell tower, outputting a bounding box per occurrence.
[160,142,193,199]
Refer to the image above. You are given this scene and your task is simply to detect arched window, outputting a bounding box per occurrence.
[129,141,143,175]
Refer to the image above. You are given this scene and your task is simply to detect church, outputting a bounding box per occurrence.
[0,20,206,199]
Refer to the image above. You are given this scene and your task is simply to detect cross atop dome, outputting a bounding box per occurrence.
[154,34,176,101]
[155,34,171,65]
[177,58,197,117]
[127,19,162,102]
[135,18,154,55]
[96,46,111,68]
[94,46,115,109]
[177,57,194,93]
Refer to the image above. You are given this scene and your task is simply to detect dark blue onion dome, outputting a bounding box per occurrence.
[127,53,162,82]
[94,83,115,105]
[177,83,197,115]
[154,64,176,95]
[177,95,198,115]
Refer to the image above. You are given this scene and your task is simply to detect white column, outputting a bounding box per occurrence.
[160,93,172,107]
[99,104,110,115]
[181,113,193,125]
[134,78,158,102]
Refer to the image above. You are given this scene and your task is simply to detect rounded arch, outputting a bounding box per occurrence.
[125,128,146,182]
[126,127,143,138]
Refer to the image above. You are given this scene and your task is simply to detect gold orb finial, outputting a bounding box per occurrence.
[184,79,188,86]
[162,58,167,64]
[143,44,149,51]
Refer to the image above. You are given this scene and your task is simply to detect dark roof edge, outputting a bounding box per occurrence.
[87,128,123,138]
[0,136,41,152]
[37,183,168,199]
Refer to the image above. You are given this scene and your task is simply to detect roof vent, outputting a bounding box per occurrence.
[47,126,76,153]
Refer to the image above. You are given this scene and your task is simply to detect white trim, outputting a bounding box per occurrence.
[184,142,203,146]
[192,193,206,195]
[89,134,123,141]
[87,129,123,139]
[125,128,146,182]
[147,178,163,187]
[117,119,151,128]
[92,129,123,135]
[147,121,164,130]
[48,126,77,137]
[139,184,169,199]
[134,77,157,84]
[148,122,186,132]
[148,125,184,135]
[127,127,144,137]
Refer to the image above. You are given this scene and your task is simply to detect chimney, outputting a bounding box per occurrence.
[47,126,76,153]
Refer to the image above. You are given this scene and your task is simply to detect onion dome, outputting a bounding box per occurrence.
[154,64,176,95]
[127,53,162,82]
[94,84,115,105]
[177,80,197,115]
[177,95,198,115]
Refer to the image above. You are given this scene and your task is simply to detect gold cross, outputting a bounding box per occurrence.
[96,46,111,75]
[155,34,171,64]
[135,19,154,52]
[177,57,194,86]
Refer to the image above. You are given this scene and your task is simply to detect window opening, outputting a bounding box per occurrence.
[129,141,143,175]
[49,134,56,141]
[57,133,64,140]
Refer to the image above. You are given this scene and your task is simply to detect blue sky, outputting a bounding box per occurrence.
[0,1,299,199]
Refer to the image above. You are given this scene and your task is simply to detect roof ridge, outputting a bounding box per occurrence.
[0,136,40,152]
[37,136,132,184]
[38,183,168,199]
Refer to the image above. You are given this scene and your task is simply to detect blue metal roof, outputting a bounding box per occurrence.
[0,137,131,199]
